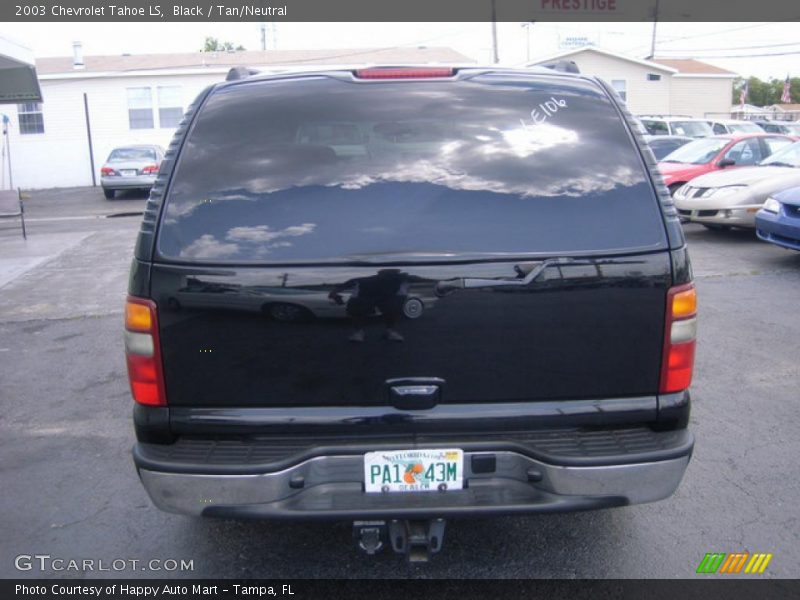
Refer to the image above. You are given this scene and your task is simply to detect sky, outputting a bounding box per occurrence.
[1,21,799,80]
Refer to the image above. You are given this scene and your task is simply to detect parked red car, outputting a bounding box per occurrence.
[658,133,796,194]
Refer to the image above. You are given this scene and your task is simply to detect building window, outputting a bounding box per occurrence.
[611,79,627,102]
[157,86,183,128]
[17,103,44,134]
[647,73,661,81]
[127,87,154,129]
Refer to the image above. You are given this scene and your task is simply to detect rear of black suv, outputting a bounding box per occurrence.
[126,67,696,547]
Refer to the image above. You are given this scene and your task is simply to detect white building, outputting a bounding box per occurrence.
[529,47,737,119]
[5,45,473,189]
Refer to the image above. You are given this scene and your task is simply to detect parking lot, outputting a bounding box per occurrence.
[1,186,798,578]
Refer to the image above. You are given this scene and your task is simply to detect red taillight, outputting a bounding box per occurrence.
[660,283,697,393]
[124,296,166,406]
[354,67,455,79]
[141,164,159,175]
[101,167,116,176]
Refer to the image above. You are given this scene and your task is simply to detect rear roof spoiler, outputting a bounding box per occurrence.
[540,60,580,74]
[226,66,261,81]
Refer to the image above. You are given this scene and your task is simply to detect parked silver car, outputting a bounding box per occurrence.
[100,145,164,199]
[673,141,800,229]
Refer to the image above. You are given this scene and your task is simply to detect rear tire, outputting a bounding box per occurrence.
[103,188,115,199]
[702,224,731,231]
[264,303,313,323]
[402,297,424,319]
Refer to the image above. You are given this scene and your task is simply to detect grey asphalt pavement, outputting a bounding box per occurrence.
[1,187,798,578]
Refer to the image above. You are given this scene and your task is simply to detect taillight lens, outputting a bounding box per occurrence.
[354,67,455,79]
[141,164,159,175]
[124,296,167,406]
[660,283,697,393]
[101,167,116,176]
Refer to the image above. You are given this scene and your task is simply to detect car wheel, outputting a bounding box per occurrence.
[402,297,424,319]
[167,297,181,311]
[702,224,731,231]
[103,188,115,199]
[265,303,313,323]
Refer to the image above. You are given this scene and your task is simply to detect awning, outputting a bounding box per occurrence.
[0,35,42,104]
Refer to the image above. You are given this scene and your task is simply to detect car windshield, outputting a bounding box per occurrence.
[157,74,667,263]
[759,141,800,167]
[670,121,713,137]
[108,148,156,161]
[727,123,763,133]
[661,138,729,164]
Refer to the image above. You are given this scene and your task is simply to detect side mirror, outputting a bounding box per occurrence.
[718,158,736,168]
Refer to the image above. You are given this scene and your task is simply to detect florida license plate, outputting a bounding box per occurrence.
[364,448,463,493]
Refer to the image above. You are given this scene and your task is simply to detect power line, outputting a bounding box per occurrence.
[661,50,800,59]
[622,22,774,55]
[656,41,800,53]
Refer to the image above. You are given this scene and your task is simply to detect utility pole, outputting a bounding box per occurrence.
[260,23,266,51]
[648,0,660,59]
[491,0,499,63]
[521,22,535,64]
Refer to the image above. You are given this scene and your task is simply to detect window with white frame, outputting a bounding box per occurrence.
[127,87,154,129]
[157,86,184,128]
[17,103,44,134]
[611,79,627,102]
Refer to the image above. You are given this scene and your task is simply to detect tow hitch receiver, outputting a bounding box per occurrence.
[353,521,387,555]
[355,519,447,562]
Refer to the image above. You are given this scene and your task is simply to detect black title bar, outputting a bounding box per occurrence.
[3,0,800,22]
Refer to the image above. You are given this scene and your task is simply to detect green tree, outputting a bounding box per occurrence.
[732,75,800,106]
[201,36,245,52]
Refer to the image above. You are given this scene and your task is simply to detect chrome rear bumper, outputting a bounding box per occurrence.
[136,443,692,519]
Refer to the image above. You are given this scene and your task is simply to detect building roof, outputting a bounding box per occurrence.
[768,103,800,112]
[35,47,475,76]
[0,34,42,102]
[528,47,678,73]
[649,58,736,76]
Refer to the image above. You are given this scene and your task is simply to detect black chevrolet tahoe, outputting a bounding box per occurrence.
[126,65,696,559]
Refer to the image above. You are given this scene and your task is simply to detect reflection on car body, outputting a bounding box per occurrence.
[167,275,436,322]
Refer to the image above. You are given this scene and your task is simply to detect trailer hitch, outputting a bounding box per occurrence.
[354,519,447,562]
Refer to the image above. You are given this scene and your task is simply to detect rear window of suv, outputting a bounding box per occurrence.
[157,73,668,263]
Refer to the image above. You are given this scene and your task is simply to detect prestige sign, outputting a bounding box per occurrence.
[540,0,618,11]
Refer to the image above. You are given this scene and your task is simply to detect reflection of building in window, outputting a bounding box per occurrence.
[158,86,184,128]
[611,79,627,102]
[17,103,44,134]
[127,87,154,129]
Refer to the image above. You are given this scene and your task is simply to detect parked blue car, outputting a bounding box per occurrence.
[755,186,800,251]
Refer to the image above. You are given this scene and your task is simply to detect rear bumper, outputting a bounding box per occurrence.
[101,175,156,189]
[134,427,693,519]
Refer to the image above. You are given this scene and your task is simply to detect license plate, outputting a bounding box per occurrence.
[364,448,463,493]
[121,169,137,176]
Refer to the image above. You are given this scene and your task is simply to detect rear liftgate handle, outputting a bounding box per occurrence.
[386,377,445,410]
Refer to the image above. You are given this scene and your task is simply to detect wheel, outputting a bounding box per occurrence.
[702,224,731,231]
[103,188,115,199]
[402,297,424,319]
[265,303,313,323]
[167,297,181,311]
